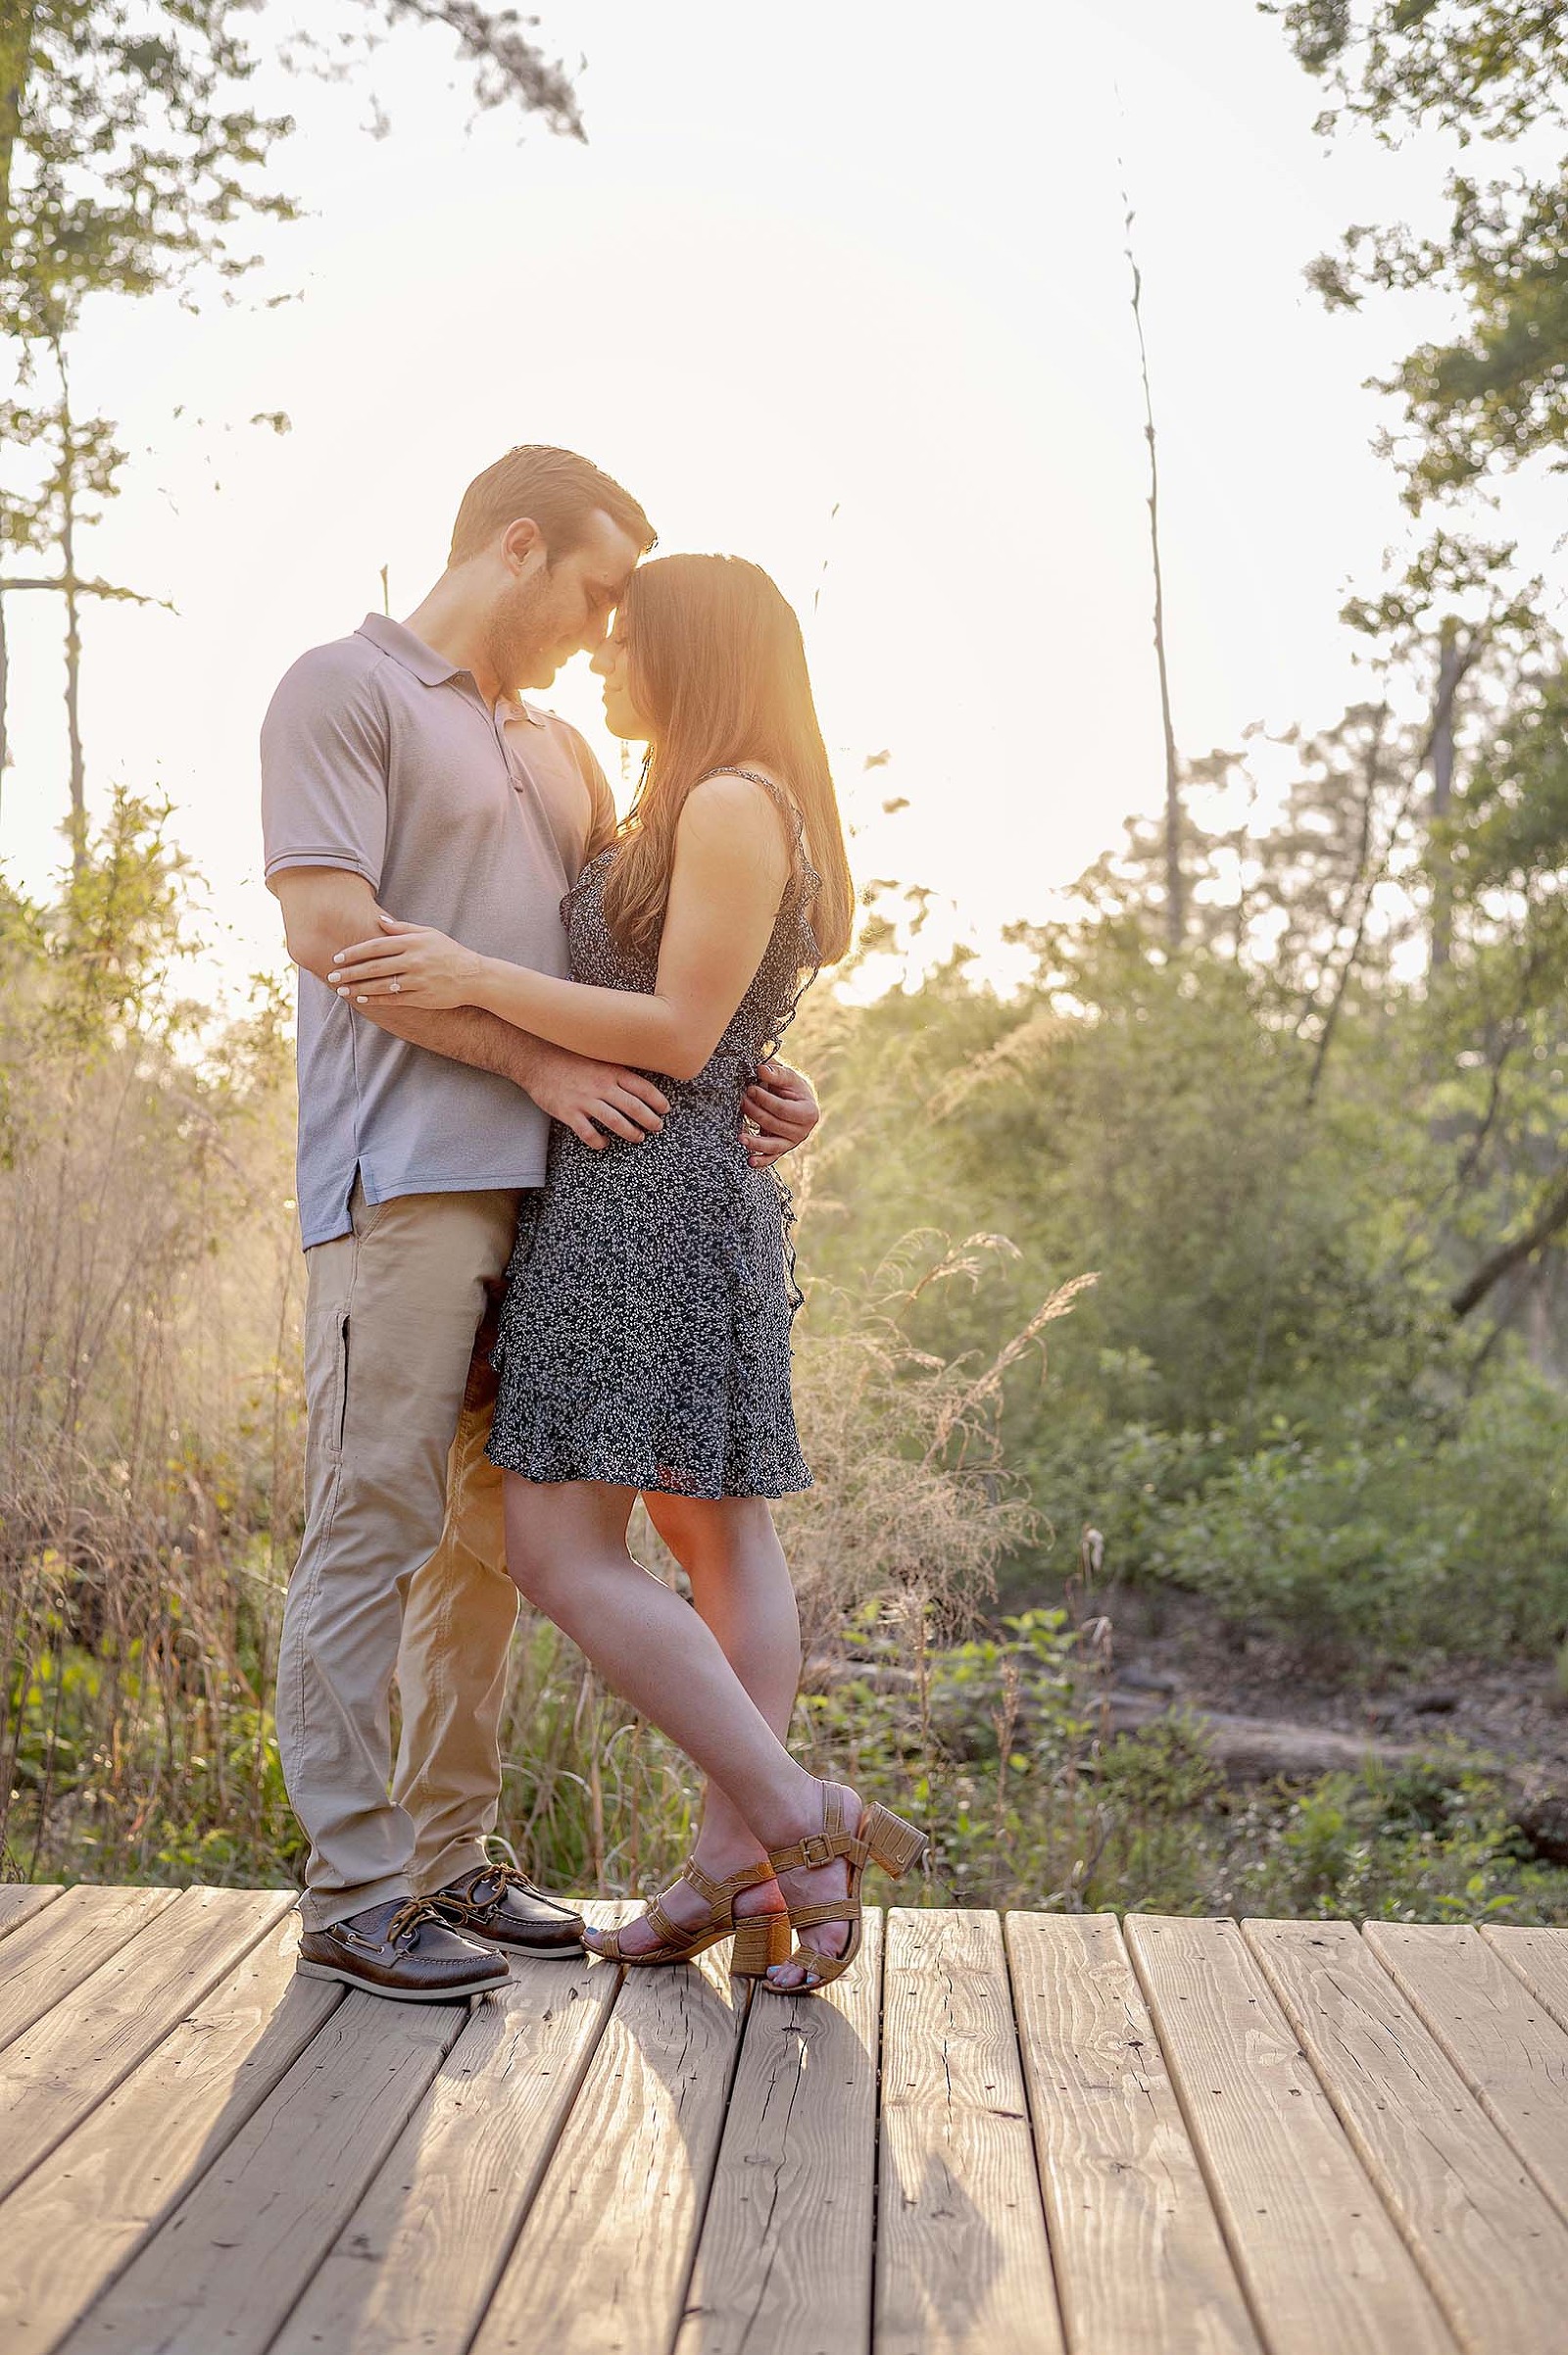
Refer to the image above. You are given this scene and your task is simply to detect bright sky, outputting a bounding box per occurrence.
[2,0,1547,1001]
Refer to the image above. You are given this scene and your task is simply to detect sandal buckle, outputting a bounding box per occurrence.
[799,1833,835,1870]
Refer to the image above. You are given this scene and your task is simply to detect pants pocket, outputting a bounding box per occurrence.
[335,1313,351,1454]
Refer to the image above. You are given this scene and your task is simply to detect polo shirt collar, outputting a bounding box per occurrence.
[357,613,552,724]
[356,612,466,687]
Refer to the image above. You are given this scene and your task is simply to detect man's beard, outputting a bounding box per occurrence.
[482,569,558,692]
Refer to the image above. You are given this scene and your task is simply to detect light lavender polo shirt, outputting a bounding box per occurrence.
[261,613,614,1249]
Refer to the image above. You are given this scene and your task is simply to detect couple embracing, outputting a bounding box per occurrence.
[261,443,925,2006]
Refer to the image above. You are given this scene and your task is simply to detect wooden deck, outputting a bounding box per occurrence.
[3,1891,1568,2353]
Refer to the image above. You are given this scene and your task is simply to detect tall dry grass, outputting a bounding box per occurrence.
[1,801,1064,1893]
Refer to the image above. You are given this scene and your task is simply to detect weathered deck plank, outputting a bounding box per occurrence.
[471,1937,749,2355]
[1007,1910,1263,2355]
[1365,1921,1568,2228]
[676,1910,883,2355]
[0,1911,340,2355]
[0,1887,291,2207]
[1483,1922,1568,2036]
[1246,1917,1568,2355]
[56,1986,469,2355]
[1125,1914,1456,2355]
[0,1887,179,2058]
[4,1891,1568,2355]
[271,1903,630,2355]
[875,1907,1057,2355]
[0,1886,63,1940]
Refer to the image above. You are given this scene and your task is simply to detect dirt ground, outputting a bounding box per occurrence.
[1074,1580,1568,1791]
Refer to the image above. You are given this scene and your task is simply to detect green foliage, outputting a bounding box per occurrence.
[1224,1759,1562,1922]
[1265,2,1568,506]
[9,801,1568,1923]
[0,3,581,344]
[1040,1374,1568,1661]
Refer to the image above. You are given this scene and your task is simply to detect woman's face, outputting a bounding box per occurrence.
[590,620,652,741]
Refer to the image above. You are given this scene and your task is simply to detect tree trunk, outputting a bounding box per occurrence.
[53,338,86,870]
[1123,212,1182,951]
[1429,619,1461,970]
[0,587,9,818]
[0,3,37,278]
[1450,1156,1568,1317]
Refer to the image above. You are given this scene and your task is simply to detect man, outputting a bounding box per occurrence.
[262,445,818,2000]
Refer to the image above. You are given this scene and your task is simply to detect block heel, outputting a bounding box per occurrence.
[729,1907,795,1979]
[862,1803,927,1880]
[586,1856,783,1970]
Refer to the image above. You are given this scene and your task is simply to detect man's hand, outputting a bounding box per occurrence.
[741,1058,819,1168]
[525,1038,668,1151]
[272,866,666,1146]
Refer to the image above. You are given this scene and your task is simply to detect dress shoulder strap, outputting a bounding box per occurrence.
[697,764,806,844]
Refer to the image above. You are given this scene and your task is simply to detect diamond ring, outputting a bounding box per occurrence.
[389,978,401,994]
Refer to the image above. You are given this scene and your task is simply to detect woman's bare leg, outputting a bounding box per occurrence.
[503,1474,855,1983]
[582,1494,802,1957]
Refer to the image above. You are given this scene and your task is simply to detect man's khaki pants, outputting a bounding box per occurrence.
[277,1183,524,1932]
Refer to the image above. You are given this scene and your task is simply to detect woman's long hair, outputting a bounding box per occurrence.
[601,554,855,966]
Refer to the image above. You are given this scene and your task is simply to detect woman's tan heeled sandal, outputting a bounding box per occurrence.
[587,1856,794,1977]
[764,1787,928,1991]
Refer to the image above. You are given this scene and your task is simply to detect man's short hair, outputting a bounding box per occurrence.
[448,445,656,567]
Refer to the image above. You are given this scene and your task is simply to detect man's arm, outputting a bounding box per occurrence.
[272,866,666,1149]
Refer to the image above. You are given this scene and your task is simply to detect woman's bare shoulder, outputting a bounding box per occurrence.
[679,766,796,867]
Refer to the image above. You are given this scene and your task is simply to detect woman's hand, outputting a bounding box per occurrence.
[330,913,487,1011]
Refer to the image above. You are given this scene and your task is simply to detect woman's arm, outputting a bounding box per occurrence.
[330,774,793,1084]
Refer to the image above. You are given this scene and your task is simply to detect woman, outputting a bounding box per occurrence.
[331,553,924,1990]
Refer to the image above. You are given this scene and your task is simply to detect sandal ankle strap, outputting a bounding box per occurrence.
[767,1828,862,1875]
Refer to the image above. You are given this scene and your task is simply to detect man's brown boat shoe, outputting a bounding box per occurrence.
[297,1894,511,2002]
[426,1862,585,1955]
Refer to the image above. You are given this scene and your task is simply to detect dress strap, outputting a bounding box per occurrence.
[698,764,806,846]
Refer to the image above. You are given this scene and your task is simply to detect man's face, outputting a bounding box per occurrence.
[484,508,645,693]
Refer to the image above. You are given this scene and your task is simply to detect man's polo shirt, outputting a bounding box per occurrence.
[261,613,614,1249]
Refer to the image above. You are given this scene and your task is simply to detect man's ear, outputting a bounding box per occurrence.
[499,515,546,575]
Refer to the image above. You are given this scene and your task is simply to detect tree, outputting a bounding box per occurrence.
[0,2,583,853]
[1263,2,1568,509]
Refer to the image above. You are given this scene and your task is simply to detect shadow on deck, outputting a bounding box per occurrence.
[1,1882,1566,2351]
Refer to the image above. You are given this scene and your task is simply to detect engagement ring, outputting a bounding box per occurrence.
[389,979,401,993]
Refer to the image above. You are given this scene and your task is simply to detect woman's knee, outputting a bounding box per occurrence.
[503,1477,631,1610]
[502,1520,565,1607]
[649,1494,776,1573]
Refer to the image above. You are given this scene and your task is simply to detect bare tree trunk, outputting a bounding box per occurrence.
[1304,706,1391,1107]
[52,338,85,872]
[1429,619,1461,971]
[0,4,37,269]
[1450,1157,1568,1318]
[1123,209,1183,953]
[0,587,9,823]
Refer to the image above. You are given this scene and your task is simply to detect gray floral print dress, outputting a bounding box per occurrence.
[486,769,820,1499]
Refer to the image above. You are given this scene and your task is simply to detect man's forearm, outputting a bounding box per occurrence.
[357,996,548,1090]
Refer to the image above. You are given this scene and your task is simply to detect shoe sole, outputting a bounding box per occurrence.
[296,1957,510,2002]
[464,1933,586,1957]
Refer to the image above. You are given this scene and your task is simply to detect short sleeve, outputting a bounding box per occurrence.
[261,645,390,892]
[564,727,618,861]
